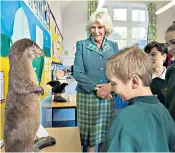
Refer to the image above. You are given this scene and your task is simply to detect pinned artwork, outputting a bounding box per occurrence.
[64,50,69,55]
[11,7,31,43]
[36,25,43,49]
[0,72,5,103]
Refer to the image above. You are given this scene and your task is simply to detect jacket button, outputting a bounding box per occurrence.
[100,56,103,59]
[100,68,103,71]
[100,79,103,82]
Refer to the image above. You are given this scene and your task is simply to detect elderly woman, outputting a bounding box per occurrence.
[73,10,119,152]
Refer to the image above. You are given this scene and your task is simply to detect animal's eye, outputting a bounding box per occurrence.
[111,83,116,86]
[171,41,175,44]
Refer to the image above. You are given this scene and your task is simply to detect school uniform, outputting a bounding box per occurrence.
[165,63,175,121]
[103,96,175,152]
[152,66,166,80]
[73,36,119,147]
[151,67,167,105]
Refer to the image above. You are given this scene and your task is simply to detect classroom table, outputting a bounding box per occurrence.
[43,94,77,126]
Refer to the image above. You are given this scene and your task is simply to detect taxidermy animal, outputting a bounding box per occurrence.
[47,81,68,102]
[52,83,68,95]
[46,81,68,95]
[46,80,61,88]
[4,38,44,152]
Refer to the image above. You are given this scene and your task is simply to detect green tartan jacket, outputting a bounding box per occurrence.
[73,37,119,93]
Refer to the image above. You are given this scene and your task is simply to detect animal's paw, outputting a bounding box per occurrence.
[38,86,44,95]
[33,86,44,95]
[33,147,40,152]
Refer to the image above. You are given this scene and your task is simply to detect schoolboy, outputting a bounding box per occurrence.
[103,46,175,152]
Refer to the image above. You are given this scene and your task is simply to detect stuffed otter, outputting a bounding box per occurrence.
[4,38,44,152]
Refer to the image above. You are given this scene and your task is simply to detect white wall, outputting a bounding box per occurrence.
[156,2,175,42]
[49,1,174,66]
[62,1,88,66]
[48,1,62,33]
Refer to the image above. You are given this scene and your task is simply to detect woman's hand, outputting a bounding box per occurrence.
[96,83,112,99]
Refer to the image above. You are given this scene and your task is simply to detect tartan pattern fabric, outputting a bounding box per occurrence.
[77,92,114,147]
[87,37,113,53]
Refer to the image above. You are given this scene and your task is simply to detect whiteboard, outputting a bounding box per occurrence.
[0,71,5,101]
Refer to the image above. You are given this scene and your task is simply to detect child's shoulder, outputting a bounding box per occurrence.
[113,105,141,123]
[167,63,175,72]
[114,101,168,123]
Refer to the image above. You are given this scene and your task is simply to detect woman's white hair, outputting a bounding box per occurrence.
[86,10,113,37]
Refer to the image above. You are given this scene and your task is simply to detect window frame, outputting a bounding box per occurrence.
[104,2,148,49]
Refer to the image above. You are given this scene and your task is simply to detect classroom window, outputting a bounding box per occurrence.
[103,8,108,12]
[132,9,146,22]
[111,27,127,48]
[132,27,147,49]
[104,2,148,49]
[113,9,127,21]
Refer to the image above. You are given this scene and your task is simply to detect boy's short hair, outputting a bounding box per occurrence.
[106,46,152,86]
[144,41,168,55]
[165,23,175,33]
[144,41,168,67]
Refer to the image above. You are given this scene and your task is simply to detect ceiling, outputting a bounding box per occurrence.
[49,0,174,15]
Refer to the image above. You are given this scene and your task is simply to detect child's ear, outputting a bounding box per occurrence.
[163,53,167,63]
[131,75,139,89]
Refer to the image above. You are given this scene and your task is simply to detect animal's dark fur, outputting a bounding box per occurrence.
[4,38,44,152]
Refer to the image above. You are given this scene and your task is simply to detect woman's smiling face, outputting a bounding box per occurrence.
[91,21,105,43]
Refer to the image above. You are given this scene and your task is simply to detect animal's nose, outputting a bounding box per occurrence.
[40,49,44,55]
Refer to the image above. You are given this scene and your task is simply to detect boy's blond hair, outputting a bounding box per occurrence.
[106,46,152,86]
